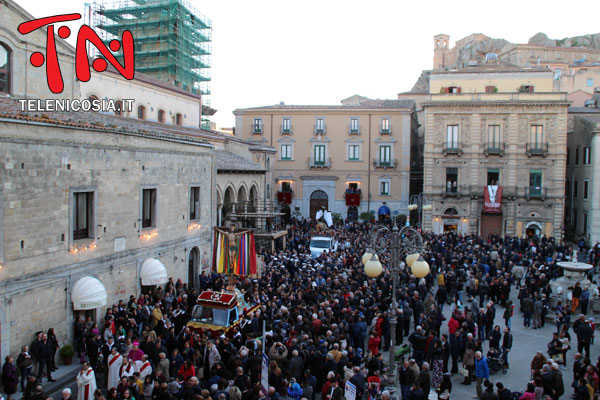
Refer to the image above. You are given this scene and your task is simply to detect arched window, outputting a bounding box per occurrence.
[137,105,146,120]
[0,43,11,94]
[114,100,122,116]
[175,113,183,126]
[88,95,99,111]
[158,109,165,123]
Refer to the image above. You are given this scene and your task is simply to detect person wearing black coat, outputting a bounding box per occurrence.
[449,331,463,374]
[46,328,59,371]
[398,360,416,400]
[417,363,431,400]
[405,383,424,400]
[496,382,512,400]
[577,320,593,357]
[86,335,102,370]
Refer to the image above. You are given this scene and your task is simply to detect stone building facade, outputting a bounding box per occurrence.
[565,105,600,245]
[233,100,417,222]
[0,100,214,360]
[0,0,273,362]
[421,65,569,238]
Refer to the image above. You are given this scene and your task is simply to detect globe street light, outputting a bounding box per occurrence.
[411,256,430,278]
[365,254,383,278]
[405,252,420,268]
[361,222,428,382]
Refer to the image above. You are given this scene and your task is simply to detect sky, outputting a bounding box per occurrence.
[16,0,600,128]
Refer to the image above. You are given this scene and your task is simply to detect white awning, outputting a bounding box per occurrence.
[71,276,107,310]
[140,258,168,286]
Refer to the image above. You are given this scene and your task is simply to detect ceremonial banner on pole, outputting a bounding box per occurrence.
[212,227,257,276]
[483,185,502,213]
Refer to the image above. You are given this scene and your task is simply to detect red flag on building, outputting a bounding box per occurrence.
[483,185,502,213]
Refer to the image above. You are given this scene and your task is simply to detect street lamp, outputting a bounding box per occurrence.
[362,222,429,381]
[408,193,431,228]
[365,254,383,278]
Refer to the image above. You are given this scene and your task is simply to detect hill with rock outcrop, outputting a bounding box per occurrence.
[528,32,600,49]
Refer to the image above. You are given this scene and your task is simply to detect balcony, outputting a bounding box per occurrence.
[252,125,263,134]
[314,125,326,135]
[308,157,331,168]
[344,191,361,206]
[277,191,293,204]
[526,143,549,157]
[348,126,361,135]
[483,142,505,156]
[442,142,463,155]
[373,158,397,169]
[380,127,391,135]
[440,184,466,198]
[526,186,547,200]
[280,125,292,135]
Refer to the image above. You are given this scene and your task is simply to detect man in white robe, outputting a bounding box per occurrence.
[107,347,123,390]
[76,362,97,400]
[120,357,134,379]
[136,355,152,380]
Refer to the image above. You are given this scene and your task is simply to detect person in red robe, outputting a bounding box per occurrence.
[368,333,381,356]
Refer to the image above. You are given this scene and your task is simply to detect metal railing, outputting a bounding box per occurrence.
[348,125,361,135]
[314,125,326,135]
[526,143,549,156]
[526,186,547,199]
[252,125,263,134]
[373,158,397,169]
[443,142,462,155]
[307,157,331,168]
[280,125,292,135]
[380,127,391,135]
[483,142,505,156]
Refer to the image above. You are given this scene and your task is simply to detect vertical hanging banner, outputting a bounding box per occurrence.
[483,185,503,213]
[212,226,257,276]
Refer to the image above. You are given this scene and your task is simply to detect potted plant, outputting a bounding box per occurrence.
[59,344,75,365]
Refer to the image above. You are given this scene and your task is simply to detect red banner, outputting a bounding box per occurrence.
[483,185,502,213]
[197,291,237,308]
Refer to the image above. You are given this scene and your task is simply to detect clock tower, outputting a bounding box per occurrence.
[433,34,450,69]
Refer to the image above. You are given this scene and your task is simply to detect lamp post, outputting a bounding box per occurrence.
[362,221,428,382]
[408,193,431,228]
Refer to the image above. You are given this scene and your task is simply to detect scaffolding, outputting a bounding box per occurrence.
[86,0,213,128]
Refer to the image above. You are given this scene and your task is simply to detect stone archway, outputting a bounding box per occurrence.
[222,186,235,223]
[525,221,542,238]
[188,247,200,289]
[237,185,248,212]
[347,206,358,221]
[249,185,258,212]
[310,190,328,219]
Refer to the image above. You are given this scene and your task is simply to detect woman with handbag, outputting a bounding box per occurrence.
[462,343,475,385]
[16,345,32,392]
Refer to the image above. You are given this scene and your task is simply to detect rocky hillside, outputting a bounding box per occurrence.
[528,32,600,49]
[453,37,511,68]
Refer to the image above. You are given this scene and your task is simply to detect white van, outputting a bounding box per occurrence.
[309,236,338,258]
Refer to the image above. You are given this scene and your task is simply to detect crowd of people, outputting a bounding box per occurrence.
[2,218,600,400]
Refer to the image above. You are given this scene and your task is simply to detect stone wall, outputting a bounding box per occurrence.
[0,120,215,360]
